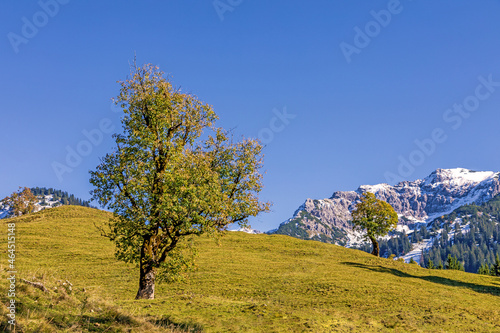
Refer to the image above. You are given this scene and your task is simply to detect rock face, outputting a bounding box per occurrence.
[270,168,500,245]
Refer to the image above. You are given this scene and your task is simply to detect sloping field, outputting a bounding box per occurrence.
[1,206,499,332]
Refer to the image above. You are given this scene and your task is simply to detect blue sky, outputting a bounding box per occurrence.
[1,0,500,231]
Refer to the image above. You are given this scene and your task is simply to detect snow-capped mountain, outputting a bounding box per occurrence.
[270,168,500,247]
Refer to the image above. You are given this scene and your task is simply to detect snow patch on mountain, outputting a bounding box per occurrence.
[401,239,432,265]
[230,227,263,234]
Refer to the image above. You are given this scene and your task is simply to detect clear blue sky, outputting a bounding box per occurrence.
[1,1,500,231]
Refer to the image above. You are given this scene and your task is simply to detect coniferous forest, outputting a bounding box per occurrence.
[422,194,500,274]
[29,187,93,208]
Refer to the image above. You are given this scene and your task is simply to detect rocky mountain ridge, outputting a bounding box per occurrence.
[270,168,500,246]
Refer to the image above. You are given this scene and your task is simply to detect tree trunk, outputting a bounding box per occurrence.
[135,261,156,299]
[370,236,379,256]
[135,242,156,300]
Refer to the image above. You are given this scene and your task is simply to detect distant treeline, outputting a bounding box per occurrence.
[30,187,93,208]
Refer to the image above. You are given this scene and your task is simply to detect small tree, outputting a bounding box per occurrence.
[445,254,464,271]
[2,187,37,217]
[478,263,491,275]
[491,254,500,276]
[90,63,270,299]
[351,192,398,256]
[427,258,434,269]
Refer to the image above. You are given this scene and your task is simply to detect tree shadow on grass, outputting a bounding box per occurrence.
[342,262,500,297]
[149,316,204,332]
[76,313,204,332]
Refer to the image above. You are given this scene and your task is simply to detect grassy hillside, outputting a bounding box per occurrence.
[1,206,500,332]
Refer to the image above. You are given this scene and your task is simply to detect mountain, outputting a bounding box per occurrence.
[0,187,93,219]
[270,168,500,251]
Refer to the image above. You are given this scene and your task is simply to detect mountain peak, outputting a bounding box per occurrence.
[423,168,498,187]
[358,183,392,194]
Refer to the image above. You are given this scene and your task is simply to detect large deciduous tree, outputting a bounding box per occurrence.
[89,63,270,300]
[351,192,398,256]
[2,187,38,217]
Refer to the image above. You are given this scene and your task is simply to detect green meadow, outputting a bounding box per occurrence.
[1,206,499,332]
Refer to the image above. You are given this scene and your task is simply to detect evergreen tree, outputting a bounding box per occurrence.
[427,259,434,269]
[441,229,448,246]
[454,222,462,243]
[420,225,429,239]
[391,238,400,256]
[478,263,491,275]
[446,254,464,271]
[402,231,411,254]
[492,254,500,277]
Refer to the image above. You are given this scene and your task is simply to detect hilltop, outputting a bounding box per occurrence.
[1,206,499,332]
[0,187,93,219]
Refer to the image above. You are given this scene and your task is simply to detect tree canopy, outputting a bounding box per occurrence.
[446,254,464,271]
[351,192,398,256]
[89,63,270,299]
[2,187,37,217]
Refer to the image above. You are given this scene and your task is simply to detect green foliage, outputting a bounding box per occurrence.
[30,187,93,207]
[409,258,418,265]
[89,63,270,298]
[491,254,500,277]
[2,206,500,332]
[478,263,491,275]
[427,259,434,269]
[351,192,398,256]
[1,187,37,217]
[156,240,198,283]
[446,255,464,271]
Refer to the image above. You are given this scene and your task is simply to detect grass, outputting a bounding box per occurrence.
[1,205,500,332]
[0,269,194,332]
